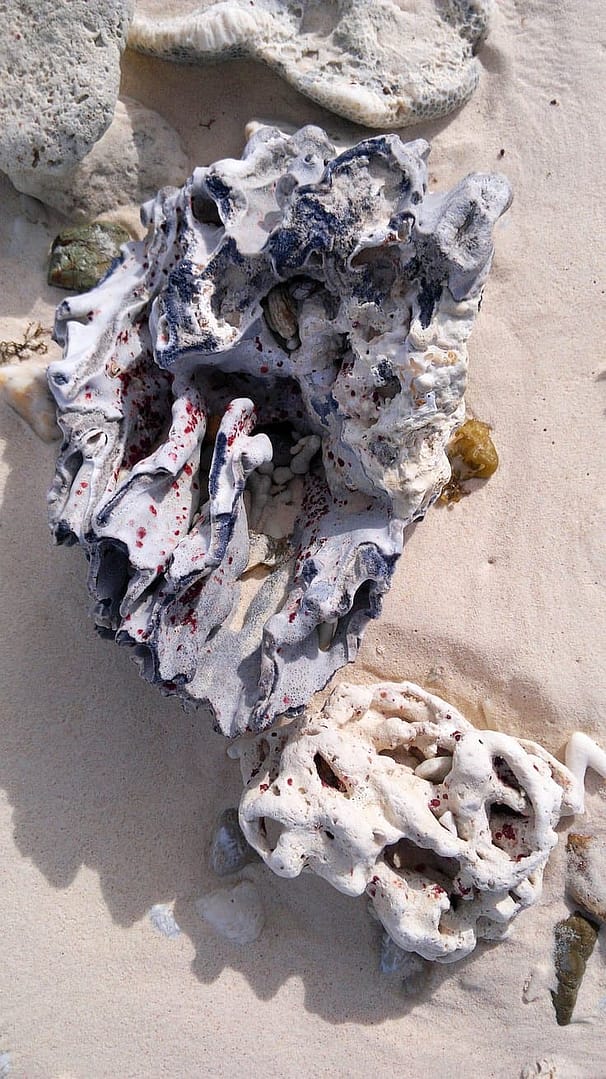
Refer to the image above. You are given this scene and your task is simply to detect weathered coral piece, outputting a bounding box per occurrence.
[566,833,606,923]
[551,911,599,1025]
[208,807,258,876]
[48,224,131,292]
[0,1,133,193]
[48,123,511,736]
[13,98,190,222]
[130,0,491,128]
[195,880,265,943]
[234,681,599,963]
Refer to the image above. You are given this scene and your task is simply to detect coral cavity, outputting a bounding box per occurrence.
[48,124,511,736]
[235,681,591,964]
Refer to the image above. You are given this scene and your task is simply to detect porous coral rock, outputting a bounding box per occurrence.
[130,0,491,128]
[11,98,190,222]
[234,681,602,963]
[47,123,510,736]
[0,1,133,190]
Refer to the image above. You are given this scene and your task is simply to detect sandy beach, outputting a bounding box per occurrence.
[1,1,605,1075]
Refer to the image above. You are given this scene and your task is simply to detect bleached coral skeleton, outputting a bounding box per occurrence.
[47,123,511,736]
[234,681,606,962]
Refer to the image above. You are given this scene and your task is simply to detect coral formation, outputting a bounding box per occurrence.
[234,681,604,963]
[1,1,133,192]
[130,0,491,128]
[13,98,190,222]
[48,123,511,736]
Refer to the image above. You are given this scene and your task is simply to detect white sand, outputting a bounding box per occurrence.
[1,3,605,1076]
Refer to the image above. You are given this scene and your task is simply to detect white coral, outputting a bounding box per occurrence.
[233,681,600,963]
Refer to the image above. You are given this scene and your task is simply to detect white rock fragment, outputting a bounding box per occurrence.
[130,0,491,128]
[566,833,606,923]
[149,903,181,939]
[195,881,265,943]
[0,1050,10,1078]
[10,98,190,222]
[0,1,133,190]
[0,359,59,442]
[235,680,605,964]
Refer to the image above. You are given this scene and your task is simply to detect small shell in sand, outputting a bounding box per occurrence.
[195,881,265,944]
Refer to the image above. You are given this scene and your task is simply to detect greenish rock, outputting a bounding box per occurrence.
[551,911,599,1025]
[48,222,130,291]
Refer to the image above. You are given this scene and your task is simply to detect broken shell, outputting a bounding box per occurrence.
[208,808,258,877]
[195,881,265,944]
[47,124,511,736]
[48,222,131,291]
[551,911,599,1025]
[263,283,299,347]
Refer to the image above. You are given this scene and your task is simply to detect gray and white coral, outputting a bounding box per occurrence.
[47,123,511,736]
[130,0,492,128]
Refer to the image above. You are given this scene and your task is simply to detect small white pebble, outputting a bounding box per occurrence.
[149,903,181,939]
[272,466,294,486]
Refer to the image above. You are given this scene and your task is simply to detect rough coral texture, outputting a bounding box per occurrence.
[47,124,510,736]
[129,0,491,128]
[235,681,584,963]
[10,98,190,222]
[0,1,133,189]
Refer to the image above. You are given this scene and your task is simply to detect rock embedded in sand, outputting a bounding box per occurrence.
[12,98,190,222]
[0,1,133,190]
[235,679,603,964]
[47,123,511,736]
[0,357,59,442]
[566,832,606,923]
[48,223,132,292]
[551,911,599,1026]
[208,807,258,877]
[195,880,265,943]
[129,0,491,128]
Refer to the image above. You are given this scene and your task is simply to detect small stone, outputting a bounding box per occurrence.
[48,223,131,292]
[0,358,59,442]
[195,881,265,944]
[209,807,257,877]
[566,833,606,923]
[149,903,181,939]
